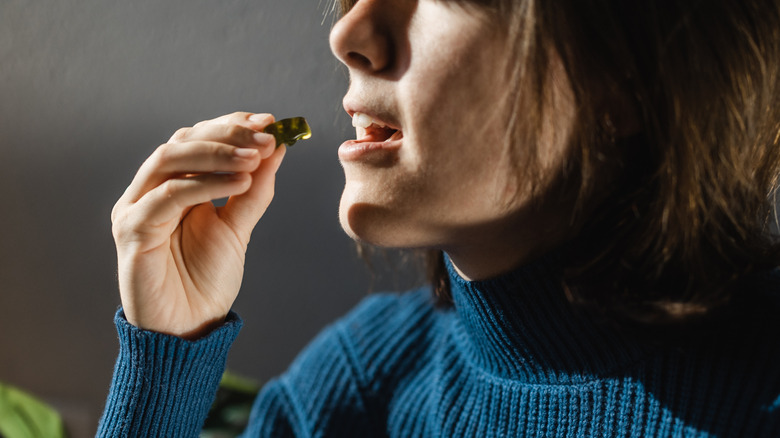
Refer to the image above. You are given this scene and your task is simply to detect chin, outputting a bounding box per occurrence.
[339,182,387,245]
[338,197,447,250]
[338,198,389,246]
[338,207,361,242]
[338,196,402,248]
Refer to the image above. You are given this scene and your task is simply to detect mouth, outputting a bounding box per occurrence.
[339,110,404,164]
[351,111,404,143]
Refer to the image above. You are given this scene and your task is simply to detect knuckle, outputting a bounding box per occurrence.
[111,218,126,241]
[160,179,178,200]
[170,127,190,141]
[206,143,229,166]
[110,201,123,223]
[225,124,249,142]
[151,143,175,166]
[111,210,134,242]
[110,199,140,237]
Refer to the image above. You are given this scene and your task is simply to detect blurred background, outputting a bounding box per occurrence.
[0,1,420,435]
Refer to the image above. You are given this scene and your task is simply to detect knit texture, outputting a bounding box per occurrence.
[98,257,780,437]
[97,311,242,437]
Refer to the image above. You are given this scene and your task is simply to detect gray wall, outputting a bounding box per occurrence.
[0,1,418,435]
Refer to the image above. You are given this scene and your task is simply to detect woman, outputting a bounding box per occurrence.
[98,0,780,436]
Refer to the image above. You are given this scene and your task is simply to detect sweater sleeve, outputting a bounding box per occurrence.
[96,309,242,437]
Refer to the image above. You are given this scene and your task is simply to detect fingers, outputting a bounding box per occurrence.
[121,113,277,206]
[112,171,256,253]
[220,144,287,239]
[124,139,268,204]
[170,118,276,158]
[189,111,274,132]
[112,112,289,250]
[175,112,274,147]
[133,172,252,229]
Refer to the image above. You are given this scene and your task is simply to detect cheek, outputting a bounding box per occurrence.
[405,70,512,180]
[338,13,519,245]
[408,101,512,210]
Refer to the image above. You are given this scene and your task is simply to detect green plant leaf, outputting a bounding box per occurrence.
[0,382,66,438]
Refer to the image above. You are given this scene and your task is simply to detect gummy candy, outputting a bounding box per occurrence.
[263,117,312,147]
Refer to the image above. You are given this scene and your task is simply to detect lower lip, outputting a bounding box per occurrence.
[338,139,402,163]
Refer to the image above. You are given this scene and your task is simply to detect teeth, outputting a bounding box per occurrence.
[356,125,367,140]
[352,112,373,128]
[352,112,387,128]
[352,112,391,140]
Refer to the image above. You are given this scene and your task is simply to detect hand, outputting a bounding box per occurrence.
[111,112,286,339]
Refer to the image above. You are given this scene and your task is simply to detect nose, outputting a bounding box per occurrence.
[329,0,394,74]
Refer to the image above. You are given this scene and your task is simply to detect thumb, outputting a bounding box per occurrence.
[219,145,287,242]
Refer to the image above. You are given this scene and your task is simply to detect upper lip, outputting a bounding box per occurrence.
[343,100,402,132]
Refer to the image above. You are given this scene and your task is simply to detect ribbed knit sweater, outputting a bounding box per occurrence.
[97,256,780,437]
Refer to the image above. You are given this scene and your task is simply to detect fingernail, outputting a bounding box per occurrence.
[249,113,272,122]
[234,148,258,158]
[253,132,274,145]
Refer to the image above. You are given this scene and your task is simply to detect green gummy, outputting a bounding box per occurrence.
[263,117,312,147]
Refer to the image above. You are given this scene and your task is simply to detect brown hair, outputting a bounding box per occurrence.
[333,0,780,324]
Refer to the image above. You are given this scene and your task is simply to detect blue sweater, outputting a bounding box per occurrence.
[98,257,780,437]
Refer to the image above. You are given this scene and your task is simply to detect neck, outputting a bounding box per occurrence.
[443,194,578,281]
[444,253,645,383]
[447,243,553,281]
[445,223,571,281]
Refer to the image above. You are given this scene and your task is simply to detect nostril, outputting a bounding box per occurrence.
[346,52,373,70]
[329,3,394,74]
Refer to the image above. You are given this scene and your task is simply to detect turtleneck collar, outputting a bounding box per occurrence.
[446,253,645,384]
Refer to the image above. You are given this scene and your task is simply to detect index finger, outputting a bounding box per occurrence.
[169,112,275,142]
[192,112,274,130]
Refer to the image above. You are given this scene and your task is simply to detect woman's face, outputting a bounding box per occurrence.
[330,0,576,278]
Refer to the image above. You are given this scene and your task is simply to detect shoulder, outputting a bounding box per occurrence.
[282,286,440,383]
[340,286,439,339]
[281,286,443,393]
[331,286,445,397]
[253,287,442,436]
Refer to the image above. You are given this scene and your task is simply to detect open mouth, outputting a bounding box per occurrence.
[352,112,403,143]
[339,111,404,163]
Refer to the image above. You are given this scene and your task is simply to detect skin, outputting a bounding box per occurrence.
[331,0,577,280]
[112,0,577,338]
[112,112,286,338]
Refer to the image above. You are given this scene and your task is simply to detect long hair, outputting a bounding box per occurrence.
[333,0,780,324]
